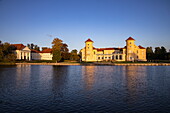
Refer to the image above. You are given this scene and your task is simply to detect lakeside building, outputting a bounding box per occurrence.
[80,37,146,62]
[12,44,53,60]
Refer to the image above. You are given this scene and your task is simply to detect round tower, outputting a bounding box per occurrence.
[126,37,135,61]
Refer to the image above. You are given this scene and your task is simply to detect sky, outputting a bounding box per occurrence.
[0,0,170,51]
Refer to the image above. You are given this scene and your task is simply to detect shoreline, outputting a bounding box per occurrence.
[13,62,170,66]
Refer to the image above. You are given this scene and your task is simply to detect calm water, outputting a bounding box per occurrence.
[0,65,170,113]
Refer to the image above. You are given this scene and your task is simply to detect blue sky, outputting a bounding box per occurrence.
[0,0,170,51]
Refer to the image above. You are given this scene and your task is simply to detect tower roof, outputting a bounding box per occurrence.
[126,37,135,41]
[85,38,93,43]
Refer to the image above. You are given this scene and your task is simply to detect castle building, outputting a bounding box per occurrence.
[80,37,146,62]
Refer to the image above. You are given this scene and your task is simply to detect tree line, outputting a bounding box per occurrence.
[146,46,170,60]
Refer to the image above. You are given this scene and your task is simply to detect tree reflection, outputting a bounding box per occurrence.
[51,66,69,101]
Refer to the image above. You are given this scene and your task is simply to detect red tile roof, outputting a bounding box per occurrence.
[31,49,40,53]
[126,37,135,41]
[85,38,93,42]
[11,44,26,50]
[94,47,123,51]
[138,45,145,49]
[40,48,52,53]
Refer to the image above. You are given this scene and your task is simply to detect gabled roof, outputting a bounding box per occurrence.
[126,37,135,41]
[85,38,93,43]
[11,44,26,50]
[138,45,145,49]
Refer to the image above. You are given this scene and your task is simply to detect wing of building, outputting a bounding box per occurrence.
[80,37,146,62]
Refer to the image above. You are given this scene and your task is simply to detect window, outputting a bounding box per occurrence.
[137,56,138,58]
[129,42,131,44]
[137,50,138,53]
[116,55,118,60]
[108,57,111,59]
[102,57,104,59]
[105,57,107,59]
[119,55,122,60]
[94,51,95,54]
[98,57,100,59]
[112,56,114,60]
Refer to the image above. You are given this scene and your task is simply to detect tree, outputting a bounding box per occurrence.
[70,49,80,61]
[154,47,161,60]
[42,47,49,51]
[61,43,69,53]
[146,47,154,60]
[160,46,166,60]
[0,41,16,62]
[4,53,16,62]
[27,43,40,51]
[52,38,63,50]
[27,44,31,49]
[31,43,34,49]
[52,38,63,62]
[52,50,62,62]
[61,43,69,60]
[34,45,40,51]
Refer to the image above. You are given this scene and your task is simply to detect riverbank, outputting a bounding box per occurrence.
[14,62,170,66]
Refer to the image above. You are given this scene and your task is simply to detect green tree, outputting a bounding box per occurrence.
[146,47,154,60]
[70,49,80,61]
[34,45,40,51]
[52,38,63,62]
[52,50,62,62]
[61,43,69,60]
[0,41,16,62]
[154,47,161,60]
[160,46,166,60]
[4,53,16,62]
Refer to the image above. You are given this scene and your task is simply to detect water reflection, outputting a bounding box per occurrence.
[82,66,95,90]
[51,66,69,100]
[16,65,31,88]
[124,66,147,103]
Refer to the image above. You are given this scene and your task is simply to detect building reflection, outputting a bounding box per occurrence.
[16,64,31,88]
[82,66,95,90]
[124,66,147,104]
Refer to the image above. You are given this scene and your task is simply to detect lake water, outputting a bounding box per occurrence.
[0,65,170,113]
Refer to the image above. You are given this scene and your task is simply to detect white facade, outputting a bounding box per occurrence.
[14,47,31,61]
[31,52,53,60]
